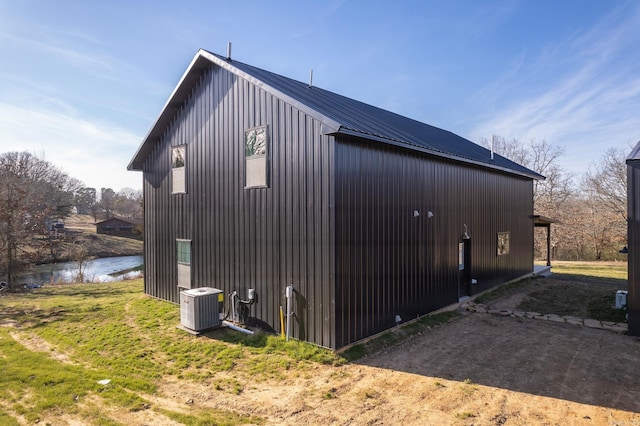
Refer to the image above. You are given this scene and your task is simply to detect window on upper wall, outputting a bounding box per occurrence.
[245,125,269,188]
[176,239,191,289]
[497,232,510,256]
[172,145,186,194]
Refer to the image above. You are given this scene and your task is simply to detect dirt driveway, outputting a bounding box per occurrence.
[354,313,640,424]
[158,284,640,425]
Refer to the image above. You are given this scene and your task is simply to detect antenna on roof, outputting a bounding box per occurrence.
[309,69,313,88]
[226,42,232,60]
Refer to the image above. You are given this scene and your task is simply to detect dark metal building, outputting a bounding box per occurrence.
[128,49,543,349]
[626,142,640,336]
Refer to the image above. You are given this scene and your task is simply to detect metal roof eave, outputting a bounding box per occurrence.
[334,128,545,181]
[128,52,211,171]
[128,49,341,171]
[533,214,560,225]
[626,140,640,164]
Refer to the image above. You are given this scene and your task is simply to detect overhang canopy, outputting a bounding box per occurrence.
[533,215,559,226]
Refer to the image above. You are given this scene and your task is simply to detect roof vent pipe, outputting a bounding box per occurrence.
[309,69,313,88]
[226,42,232,60]
[490,135,495,161]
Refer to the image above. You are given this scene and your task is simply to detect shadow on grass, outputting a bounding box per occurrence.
[340,311,461,362]
[553,272,627,287]
[1,282,142,302]
[0,282,142,329]
[0,306,69,328]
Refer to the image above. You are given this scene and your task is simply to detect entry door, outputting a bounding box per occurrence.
[458,238,471,299]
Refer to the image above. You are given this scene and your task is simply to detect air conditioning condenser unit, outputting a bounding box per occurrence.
[180,287,223,331]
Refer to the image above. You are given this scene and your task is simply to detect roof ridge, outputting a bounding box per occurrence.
[130,49,544,180]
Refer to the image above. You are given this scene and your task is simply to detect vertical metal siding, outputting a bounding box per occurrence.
[333,136,534,348]
[627,163,640,336]
[142,66,336,348]
[141,65,535,350]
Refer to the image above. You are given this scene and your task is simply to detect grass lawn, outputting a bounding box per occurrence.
[0,261,630,424]
[480,261,628,323]
[0,280,341,425]
[550,260,627,281]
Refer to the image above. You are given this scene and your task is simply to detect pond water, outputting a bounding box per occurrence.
[15,255,143,284]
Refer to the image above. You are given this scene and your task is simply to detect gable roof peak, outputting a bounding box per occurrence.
[129,49,543,180]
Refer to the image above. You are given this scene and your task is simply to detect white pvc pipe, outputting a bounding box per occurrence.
[222,320,254,335]
[285,286,293,341]
[230,291,237,323]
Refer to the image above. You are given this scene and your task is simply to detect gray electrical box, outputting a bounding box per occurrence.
[615,290,628,310]
[180,287,223,331]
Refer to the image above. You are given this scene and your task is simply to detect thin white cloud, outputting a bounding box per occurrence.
[468,2,640,173]
[0,102,141,191]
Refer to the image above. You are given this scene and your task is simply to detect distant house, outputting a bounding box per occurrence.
[128,49,543,350]
[95,217,139,236]
[45,219,65,231]
[625,142,640,336]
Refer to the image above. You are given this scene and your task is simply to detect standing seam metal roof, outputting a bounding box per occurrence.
[129,49,543,180]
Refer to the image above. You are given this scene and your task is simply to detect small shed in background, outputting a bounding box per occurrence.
[625,142,640,336]
[95,217,139,237]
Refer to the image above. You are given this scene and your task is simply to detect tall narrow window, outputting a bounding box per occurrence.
[172,145,186,194]
[177,239,191,288]
[497,232,510,256]
[245,125,268,188]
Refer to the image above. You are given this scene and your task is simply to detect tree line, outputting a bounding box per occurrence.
[481,136,628,262]
[0,151,141,290]
[76,187,142,222]
[0,141,630,289]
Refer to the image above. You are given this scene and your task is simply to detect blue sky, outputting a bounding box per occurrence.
[1,0,639,191]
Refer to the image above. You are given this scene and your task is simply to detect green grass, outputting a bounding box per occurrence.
[587,294,627,323]
[480,262,628,323]
[2,261,626,423]
[551,261,627,281]
[474,277,536,304]
[0,280,342,424]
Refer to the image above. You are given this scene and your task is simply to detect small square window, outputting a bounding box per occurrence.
[172,146,185,168]
[177,239,191,288]
[245,125,268,188]
[497,232,510,256]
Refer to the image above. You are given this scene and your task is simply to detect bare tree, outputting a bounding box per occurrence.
[480,135,529,166]
[71,242,92,283]
[582,147,627,221]
[480,137,576,260]
[528,140,573,212]
[480,137,573,209]
[0,152,84,291]
[114,188,143,219]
